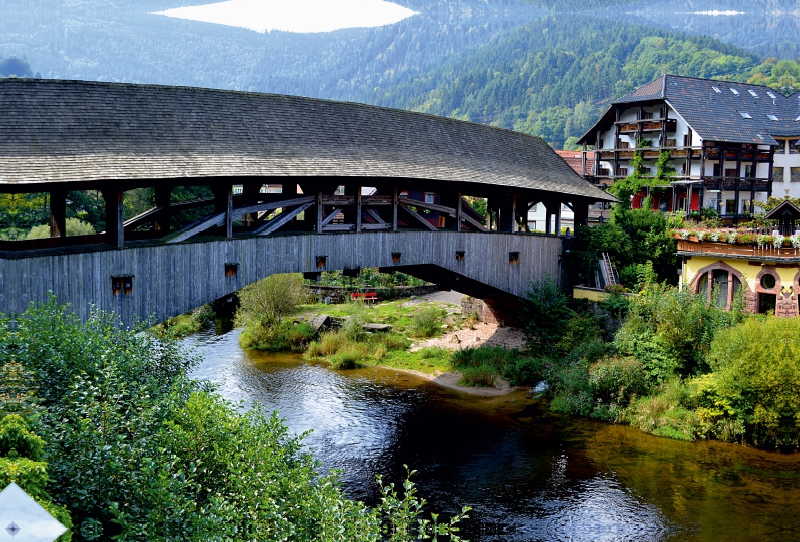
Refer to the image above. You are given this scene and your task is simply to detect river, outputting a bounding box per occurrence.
[188,325,800,542]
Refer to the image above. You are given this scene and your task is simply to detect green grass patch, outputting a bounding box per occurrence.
[154,304,215,338]
[240,321,315,352]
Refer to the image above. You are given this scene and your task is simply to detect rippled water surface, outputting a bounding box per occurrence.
[188,326,800,542]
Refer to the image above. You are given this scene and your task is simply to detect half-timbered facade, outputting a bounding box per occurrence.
[579,75,800,221]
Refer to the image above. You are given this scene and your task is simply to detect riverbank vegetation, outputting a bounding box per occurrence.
[2,299,469,541]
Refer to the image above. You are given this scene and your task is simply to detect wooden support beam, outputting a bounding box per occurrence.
[49,189,67,238]
[456,191,463,231]
[398,196,456,216]
[320,208,344,227]
[255,202,313,237]
[399,203,437,230]
[322,223,357,231]
[124,206,164,231]
[234,196,315,218]
[356,187,362,232]
[392,187,398,231]
[461,212,489,232]
[154,184,172,231]
[101,187,125,248]
[364,208,386,224]
[168,197,215,212]
[166,211,226,244]
[316,189,323,233]
[321,195,357,206]
[361,195,393,206]
[361,223,391,231]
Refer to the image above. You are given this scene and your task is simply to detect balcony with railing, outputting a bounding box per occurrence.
[673,228,800,261]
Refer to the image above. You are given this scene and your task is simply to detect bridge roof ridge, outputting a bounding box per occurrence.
[0,79,614,202]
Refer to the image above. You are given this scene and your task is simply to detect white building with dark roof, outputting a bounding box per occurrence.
[578,75,800,220]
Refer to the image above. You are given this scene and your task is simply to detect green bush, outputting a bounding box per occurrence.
[411,306,442,338]
[626,380,700,441]
[239,320,315,352]
[503,357,545,386]
[689,317,800,448]
[522,275,574,355]
[588,357,649,421]
[8,298,468,540]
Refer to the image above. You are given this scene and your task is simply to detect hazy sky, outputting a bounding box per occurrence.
[154,0,419,33]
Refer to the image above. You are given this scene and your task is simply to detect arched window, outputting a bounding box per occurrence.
[692,263,748,311]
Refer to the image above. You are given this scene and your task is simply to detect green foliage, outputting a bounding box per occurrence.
[411,306,444,338]
[689,317,800,448]
[588,357,649,421]
[236,273,307,329]
[240,320,315,352]
[7,298,467,540]
[26,218,96,240]
[739,58,800,95]
[315,269,427,288]
[522,275,574,355]
[626,380,701,441]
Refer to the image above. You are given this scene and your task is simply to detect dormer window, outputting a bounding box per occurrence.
[738,111,752,119]
[712,86,722,94]
[748,90,759,98]
[730,88,740,96]
[766,114,779,121]
[768,92,777,99]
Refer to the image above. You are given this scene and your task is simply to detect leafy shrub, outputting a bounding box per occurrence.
[626,383,701,442]
[411,306,442,338]
[235,273,306,328]
[522,275,574,355]
[9,299,468,540]
[503,357,545,386]
[689,317,800,448]
[588,356,649,414]
[240,320,314,351]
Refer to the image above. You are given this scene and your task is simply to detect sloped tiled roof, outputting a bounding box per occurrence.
[582,75,800,146]
[554,150,594,175]
[0,79,613,202]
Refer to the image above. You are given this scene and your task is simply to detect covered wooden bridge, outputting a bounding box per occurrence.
[0,79,614,326]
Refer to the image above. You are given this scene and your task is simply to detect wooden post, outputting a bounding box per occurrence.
[102,187,124,248]
[154,184,172,231]
[356,186,362,232]
[751,148,758,215]
[49,189,67,238]
[582,142,587,177]
[554,203,562,236]
[767,147,775,199]
[392,186,398,231]
[455,190,463,231]
[211,184,233,238]
[317,188,323,233]
[734,148,742,223]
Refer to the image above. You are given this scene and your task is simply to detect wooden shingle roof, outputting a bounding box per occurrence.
[0,79,613,202]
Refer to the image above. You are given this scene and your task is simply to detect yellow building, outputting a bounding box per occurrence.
[678,200,800,316]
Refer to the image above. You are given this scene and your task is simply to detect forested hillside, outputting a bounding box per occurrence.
[1,0,799,151]
[359,16,761,147]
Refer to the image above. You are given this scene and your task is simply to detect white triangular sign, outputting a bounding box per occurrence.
[0,483,67,542]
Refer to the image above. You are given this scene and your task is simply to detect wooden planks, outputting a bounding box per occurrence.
[1,231,561,328]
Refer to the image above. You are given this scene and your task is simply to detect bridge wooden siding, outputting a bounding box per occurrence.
[1,232,560,327]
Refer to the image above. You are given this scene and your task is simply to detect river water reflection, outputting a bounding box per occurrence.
[188,327,800,542]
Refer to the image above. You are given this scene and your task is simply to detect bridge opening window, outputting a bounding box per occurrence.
[225,263,238,277]
[456,250,465,262]
[509,251,520,265]
[424,193,435,204]
[316,255,327,269]
[112,275,133,296]
[391,252,402,263]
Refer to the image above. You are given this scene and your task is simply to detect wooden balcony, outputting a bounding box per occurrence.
[676,238,800,262]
